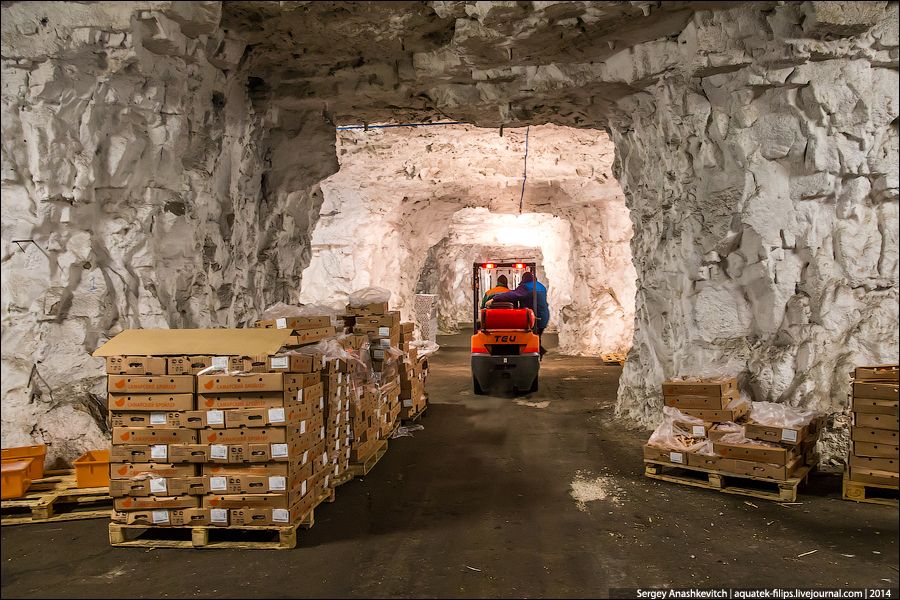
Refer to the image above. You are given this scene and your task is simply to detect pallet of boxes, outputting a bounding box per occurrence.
[94,324,338,549]
[843,365,899,506]
[399,323,429,423]
[643,376,822,502]
[343,300,402,476]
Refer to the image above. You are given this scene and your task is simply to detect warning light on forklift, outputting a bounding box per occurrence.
[514,263,525,269]
[483,263,496,269]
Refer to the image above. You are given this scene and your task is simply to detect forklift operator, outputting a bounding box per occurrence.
[480,275,510,308]
[486,271,550,357]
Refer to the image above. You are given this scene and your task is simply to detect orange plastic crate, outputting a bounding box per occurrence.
[1,459,33,500]
[72,450,110,488]
[1,445,45,480]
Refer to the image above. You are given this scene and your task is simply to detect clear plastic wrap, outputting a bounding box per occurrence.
[410,340,439,358]
[260,301,344,324]
[715,421,744,435]
[692,439,716,456]
[717,432,784,448]
[648,419,708,452]
[663,405,704,425]
[749,401,823,429]
[348,286,391,307]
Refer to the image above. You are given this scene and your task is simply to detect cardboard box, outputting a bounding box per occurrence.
[229,496,313,527]
[198,373,284,394]
[114,495,201,511]
[401,322,415,334]
[124,509,198,526]
[202,487,306,511]
[110,463,197,479]
[94,328,296,359]
[851,397,899,415]
[208,464,313,494]
[686,452,734,471]
[112,427,198,446]
[853,412,899,430]
[254,316,332,331]
[285,326,336,346]
[354,312,400,328]
[662,377,738,397]
[678,400,749,423]
[106,356,167,375]
[224,402,311,428]
[848,454,899,473]
[110,477,209,498]
[110,411,188,428]
[179,410,224,429]
[675,421,715,438]
[167,444,212,463]
[108,393,194,411]
[346,302,389,316]
[851,440,900,459]
[267,354,323,373]
[166,356,213,375]
[108,375,195,394]
[642,444,689,465]
[284,372,321,389]
[744,418,820,445]
[848,466,899,486]
[853,381,900,400]
[198,392,290,410]
[109,444,172,463]
[730,455,804,480]
[851,365,900,381]
[713,440,799,465]
[203,426,305,445]
[663,393,736,410]
[851,427,899,445]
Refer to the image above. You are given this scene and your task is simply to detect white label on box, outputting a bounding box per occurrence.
[210,508,227,523]
[211,444,228,460]
[301,480,307,496]
[271,443,288,458]
[276,318,287,329]
[692,425,705,436]
[322,355,326,368]
[374,349,385,360]
[325,474,329,488]
[670,452,684,464]
[320,426,325,439]
[152,509,170,524]
[403,399,413,407]
[210,476,227,491]
[150,412,167,425]
[271,356,289,370]
[322,451,328,464]
[269,476,286,491]
[212,356,228,370]
[150,445,168,460]
[150,478,168,494]
[272,508,289,523]
[296,388,304,403]
[334,439,340,452]
[781,428,798,443]
[207,410,224,425]
[319,396,324,410]
[379,339,390,348]
[338,372,343,383]
[302,450,309,464]
[345,448,350,459]
[300,420,307,435]
[334,465,339,477]
[378,327,390,336]
[268,408,285,423]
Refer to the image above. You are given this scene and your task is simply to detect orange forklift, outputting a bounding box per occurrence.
[471,261,540,394]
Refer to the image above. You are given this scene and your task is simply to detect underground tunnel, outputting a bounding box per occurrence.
[1,1,897,474]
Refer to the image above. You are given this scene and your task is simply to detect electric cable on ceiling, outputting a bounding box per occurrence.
[519,125,530,214]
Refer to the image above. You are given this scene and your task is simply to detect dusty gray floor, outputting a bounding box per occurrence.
[2,328,898,599]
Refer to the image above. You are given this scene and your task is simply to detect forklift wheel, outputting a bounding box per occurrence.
[473,376,487,395]
[528,374,539,393]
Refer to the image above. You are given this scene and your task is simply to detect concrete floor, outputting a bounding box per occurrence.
[2,328,898,599]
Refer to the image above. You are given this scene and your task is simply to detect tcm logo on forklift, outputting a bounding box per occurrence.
[493,335,518,343]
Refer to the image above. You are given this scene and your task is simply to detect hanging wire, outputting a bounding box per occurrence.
[335,121,463,130]
[519,125,530,214]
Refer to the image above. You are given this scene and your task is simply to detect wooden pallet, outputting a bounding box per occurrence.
[842,470,899,507]
[644,460,811,503]
[329,469,354,489]
[600,352,626,366]
[401,405,427,424]
[108,487,334,549]
[2,469,111,526]
[348,440,388,478]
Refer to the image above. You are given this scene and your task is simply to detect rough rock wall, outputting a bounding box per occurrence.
[1,2,337,465]
[611,4,899,467]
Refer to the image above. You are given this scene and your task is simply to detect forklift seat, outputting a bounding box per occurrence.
[481,307,535,330]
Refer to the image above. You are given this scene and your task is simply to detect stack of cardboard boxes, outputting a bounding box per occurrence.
[847,365,899,489]
[101,327,334,528]
[643,376,820,481]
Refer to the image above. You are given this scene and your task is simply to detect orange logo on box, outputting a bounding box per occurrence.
[209,498,219,507]
[288,410,293,420]
[115,379,126,389]
[120,432,131,441]
[117,466,128,475]
[210,466,221,473]
[667,387,674,394]
[204,399,214,407]
[204,380,215,390]
[115,398,125,407]
[122,498,133,508]
[207,433,217,442]
[301,333,308,340]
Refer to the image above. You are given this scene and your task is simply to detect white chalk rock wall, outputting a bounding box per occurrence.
[611,4,899,467]
[1,2,337,466]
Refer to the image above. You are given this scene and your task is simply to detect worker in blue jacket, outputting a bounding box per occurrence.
[486,271,550,358]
